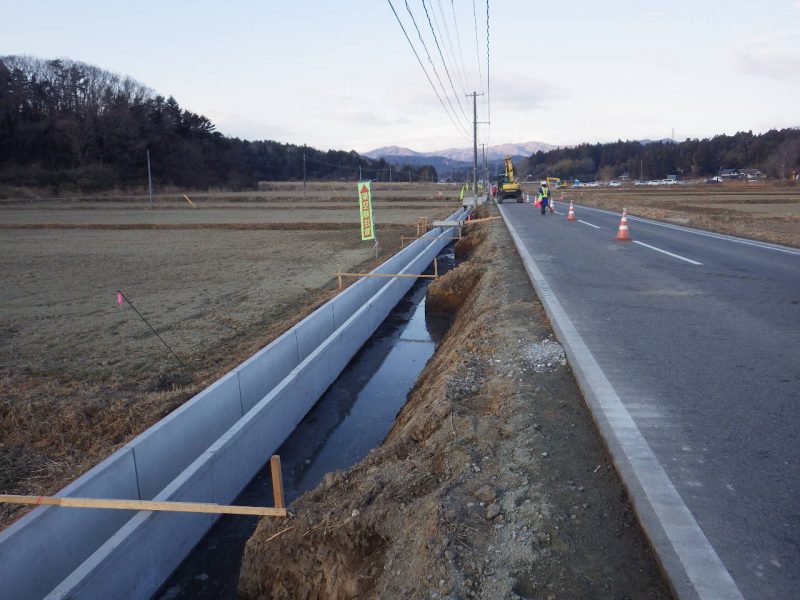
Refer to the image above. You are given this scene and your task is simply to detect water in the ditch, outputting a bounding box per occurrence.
[154,246,456,600]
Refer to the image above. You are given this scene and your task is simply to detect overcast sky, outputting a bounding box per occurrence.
[2,1,799,153]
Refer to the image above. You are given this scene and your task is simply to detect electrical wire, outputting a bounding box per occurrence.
[471,0,484,96]
[386,0,471,138]
[403,0,471,136]
[486,0,491,148]
[420,0,471,125]
[433,0,468,95]
[449,0,471,92]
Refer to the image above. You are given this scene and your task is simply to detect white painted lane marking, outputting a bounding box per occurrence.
[552,210,564,215]
[569,203,800,256]
[633,241,703,265]
[498,203,744,600]
[578,220,601,229]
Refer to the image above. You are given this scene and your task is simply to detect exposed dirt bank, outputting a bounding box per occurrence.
[238,214,671,599]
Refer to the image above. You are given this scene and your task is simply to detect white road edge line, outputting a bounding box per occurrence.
[633,240,703,265]
[565,202,800,256]
[552,210,564,215]
[578,219,600,229]
[498,202,744,600]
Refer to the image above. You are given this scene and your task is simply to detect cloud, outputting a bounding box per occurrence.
[334,112,412,127]
[490,75,561,110]
[738,46,800,78]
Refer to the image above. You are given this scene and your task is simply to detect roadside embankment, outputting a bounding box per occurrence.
[239,210,672,599]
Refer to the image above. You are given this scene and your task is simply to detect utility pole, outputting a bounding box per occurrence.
[465,91,484,196]
[409,169,412,183]
[359,165,362,181]
[781,151,787,187]
[389,164,392,183]
[146,149,153,209]
[302,152,307,201]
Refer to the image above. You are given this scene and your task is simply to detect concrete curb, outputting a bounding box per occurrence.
[498,204,745,600]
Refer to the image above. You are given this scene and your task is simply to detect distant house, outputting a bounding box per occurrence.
[740,168,765,180]
[619,172,631,181]
[666,174,678,181]
[720,168,739,179]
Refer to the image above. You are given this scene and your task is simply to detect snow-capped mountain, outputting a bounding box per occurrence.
[363,141,556,162]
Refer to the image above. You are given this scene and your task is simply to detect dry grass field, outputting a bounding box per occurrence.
[0,181,461,526]
[527,183,800,248]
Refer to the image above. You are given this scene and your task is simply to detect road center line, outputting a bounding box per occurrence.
[633,240,703,265]
[567,203,800,256]
[578,219,600,229]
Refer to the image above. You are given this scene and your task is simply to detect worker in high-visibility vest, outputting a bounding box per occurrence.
[538,181,551,215]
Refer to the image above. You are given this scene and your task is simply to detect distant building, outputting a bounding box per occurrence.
[619,172,631,181]
[666,174,678,181]
[740,168,765,180]
[720,168,739,179]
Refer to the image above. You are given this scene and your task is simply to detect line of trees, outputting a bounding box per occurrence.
[523,129,800,182]
[0,56,437,192]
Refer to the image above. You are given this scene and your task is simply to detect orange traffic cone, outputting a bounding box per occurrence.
[567,202,576,221]
[616,208,631,241]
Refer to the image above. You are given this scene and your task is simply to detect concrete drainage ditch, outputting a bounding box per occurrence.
[0,208,468,600]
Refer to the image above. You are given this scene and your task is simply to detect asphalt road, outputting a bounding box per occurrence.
[501,199,799,600]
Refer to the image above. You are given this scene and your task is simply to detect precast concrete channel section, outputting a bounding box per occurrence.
[0,208,467,600]
[500,200,800,600]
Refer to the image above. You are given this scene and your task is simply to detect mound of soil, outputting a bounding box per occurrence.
[238,211,671,599]
[426,262,485,314]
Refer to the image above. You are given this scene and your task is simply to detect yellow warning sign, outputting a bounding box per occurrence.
[358,181,375,241]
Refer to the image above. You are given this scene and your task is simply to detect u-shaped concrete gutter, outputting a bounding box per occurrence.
[0,208,468,600]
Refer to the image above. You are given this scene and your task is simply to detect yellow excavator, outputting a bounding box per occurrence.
[496,155,522,203]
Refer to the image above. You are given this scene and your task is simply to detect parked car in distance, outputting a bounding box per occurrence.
[608,181,621,187]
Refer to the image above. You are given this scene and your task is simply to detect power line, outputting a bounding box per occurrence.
[435,0,469,94]
[450,0,472,92]
[472,0,488,157]
[471,0,484,96]
[386,0,470,138]
[403,0,471,136]
[428,0,467,96]
[486,0,491,148]
[422,0,469,106]
[421,0,471,125]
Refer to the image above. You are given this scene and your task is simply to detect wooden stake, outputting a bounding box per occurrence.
[270,455,285,509]
[0,494,286,517]
[463,216,500,224]
[434,257,438,279]
[182,194,197,208]
[337,271,342,291]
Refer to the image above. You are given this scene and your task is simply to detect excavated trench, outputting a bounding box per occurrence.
[236,214,671,600]
[154,245,461,600]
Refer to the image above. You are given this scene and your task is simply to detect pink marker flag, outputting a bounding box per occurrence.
[117,292,123,306]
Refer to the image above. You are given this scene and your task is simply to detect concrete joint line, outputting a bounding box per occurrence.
[498,205,745,600]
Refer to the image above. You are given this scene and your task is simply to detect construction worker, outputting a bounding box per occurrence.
[538,180,551,215]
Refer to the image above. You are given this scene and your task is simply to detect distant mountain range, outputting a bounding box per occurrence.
[363,141,556,163]
[638,138,677,145]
